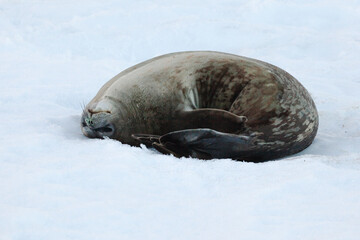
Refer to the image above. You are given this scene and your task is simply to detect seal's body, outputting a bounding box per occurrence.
[81,51,318,162]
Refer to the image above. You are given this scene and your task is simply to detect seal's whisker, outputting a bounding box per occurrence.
[80,101,86,115]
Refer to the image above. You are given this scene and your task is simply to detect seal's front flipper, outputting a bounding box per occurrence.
[131,133,189,157]
[131,134,160,148]
[155,129,261,161]
[175,109,248,134]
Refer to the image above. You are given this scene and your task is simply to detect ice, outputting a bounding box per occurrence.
[1,1,360,239]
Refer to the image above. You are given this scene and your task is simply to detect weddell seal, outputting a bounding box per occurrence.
[81,51,319,162]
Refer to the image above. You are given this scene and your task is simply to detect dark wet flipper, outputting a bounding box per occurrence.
[156,128,260,160]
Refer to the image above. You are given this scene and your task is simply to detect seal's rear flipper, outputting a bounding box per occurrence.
[155,129,260,160]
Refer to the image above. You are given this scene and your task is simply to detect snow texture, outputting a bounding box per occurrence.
[1,0,360,239]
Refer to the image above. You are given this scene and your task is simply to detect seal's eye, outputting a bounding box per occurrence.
[82,122,87,127]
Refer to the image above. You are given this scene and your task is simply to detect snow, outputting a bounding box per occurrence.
[1,0,360,239]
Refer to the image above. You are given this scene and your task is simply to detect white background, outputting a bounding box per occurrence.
[1,0,360,239]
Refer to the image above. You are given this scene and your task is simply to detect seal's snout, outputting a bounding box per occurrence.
[81,110,115,139]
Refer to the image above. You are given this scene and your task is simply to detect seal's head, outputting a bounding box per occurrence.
[81,98,120,139]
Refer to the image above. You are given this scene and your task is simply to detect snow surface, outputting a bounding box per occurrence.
[1,0,360,239]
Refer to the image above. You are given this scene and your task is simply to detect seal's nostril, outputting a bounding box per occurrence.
[85,117,94,127]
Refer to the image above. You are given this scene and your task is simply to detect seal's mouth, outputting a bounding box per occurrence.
[82,123,115,138]
[93,125,114,134]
